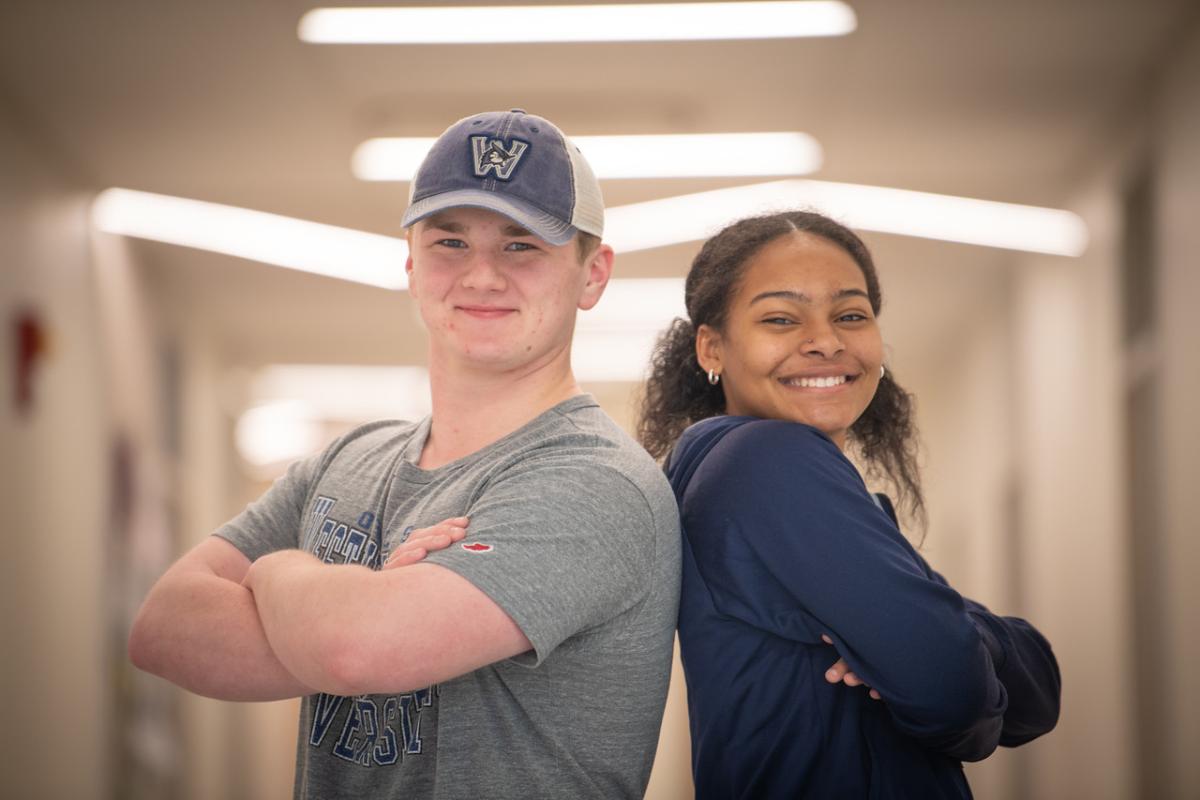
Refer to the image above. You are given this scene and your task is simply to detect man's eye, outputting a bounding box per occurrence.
[436,238,467,248]
[505,241,538,252]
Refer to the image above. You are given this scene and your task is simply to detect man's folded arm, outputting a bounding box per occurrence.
[243,549,532,697]
[127,536,316,701]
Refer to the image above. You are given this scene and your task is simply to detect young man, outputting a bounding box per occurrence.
[128,109,682,799]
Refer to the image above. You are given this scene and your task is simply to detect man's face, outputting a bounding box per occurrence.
[406,207,612,374]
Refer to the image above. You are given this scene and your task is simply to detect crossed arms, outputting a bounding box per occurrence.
[127,525,531,701]
[682,420,1061,761]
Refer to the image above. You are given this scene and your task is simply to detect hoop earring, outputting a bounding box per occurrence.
[707,368,721,385]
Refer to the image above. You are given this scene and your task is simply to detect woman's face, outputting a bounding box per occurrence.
[696,232,884,449]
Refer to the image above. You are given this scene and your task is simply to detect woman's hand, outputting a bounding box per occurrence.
[822,634,881,700]
[381,517,469,570]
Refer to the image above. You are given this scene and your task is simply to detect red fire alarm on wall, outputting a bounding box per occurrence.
[13,308,48,417]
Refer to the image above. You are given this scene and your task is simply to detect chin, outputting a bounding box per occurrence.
[785,412,850,442]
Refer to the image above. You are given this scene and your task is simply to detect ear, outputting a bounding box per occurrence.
[695,323,723,375]
[404,250,417,297]
[577,243,614,311]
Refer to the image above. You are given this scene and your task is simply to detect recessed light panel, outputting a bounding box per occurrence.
[353,133,822,181]
[300,1,857,45]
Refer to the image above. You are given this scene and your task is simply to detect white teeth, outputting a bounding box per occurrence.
[785,375,848,388]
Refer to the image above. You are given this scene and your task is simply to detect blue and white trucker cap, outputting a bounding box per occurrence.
[400,109,604,246]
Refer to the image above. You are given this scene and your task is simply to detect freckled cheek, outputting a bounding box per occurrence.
[527,311,546,351]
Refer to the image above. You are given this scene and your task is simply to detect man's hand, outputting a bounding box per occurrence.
[822,634,881,700]
[382,517,469,570]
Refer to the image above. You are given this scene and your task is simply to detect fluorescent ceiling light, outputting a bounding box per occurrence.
[93,176,1084,311]
[92,188,409,290]
[604,180,1089,257]
[299,1,856,44]
[354,133,823,181]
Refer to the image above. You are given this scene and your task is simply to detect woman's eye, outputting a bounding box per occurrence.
[763,317,795,325]
[838,313,868,323]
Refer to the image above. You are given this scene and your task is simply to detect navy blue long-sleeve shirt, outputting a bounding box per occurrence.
[668,417,1060,799]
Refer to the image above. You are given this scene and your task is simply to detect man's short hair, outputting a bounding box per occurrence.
[575,231,601,264]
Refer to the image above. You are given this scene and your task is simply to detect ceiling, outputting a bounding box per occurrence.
[2,0,1196,384]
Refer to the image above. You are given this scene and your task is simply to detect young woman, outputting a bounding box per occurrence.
[639,211,1060,799]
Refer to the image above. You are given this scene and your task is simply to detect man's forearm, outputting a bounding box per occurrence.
[129,568,315,701]
[244,549,379,695]
[245,549,533,697]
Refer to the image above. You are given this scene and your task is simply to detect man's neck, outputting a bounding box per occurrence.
[419,355,583,470]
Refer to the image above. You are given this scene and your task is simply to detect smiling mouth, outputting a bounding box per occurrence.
[457,305,515,318]
[779,375,854,388]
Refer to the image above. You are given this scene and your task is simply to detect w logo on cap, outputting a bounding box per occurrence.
[470,136,528,180]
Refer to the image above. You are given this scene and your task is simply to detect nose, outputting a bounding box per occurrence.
[801,321,844,357]
[460,251,507,292]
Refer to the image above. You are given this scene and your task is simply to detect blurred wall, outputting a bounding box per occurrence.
[956,18,1199,799]
[1016,19,1200,798]
[1147,19,1200,797]
[0,103,109,799]
[905,262,1031,800]
[4,19,1200,799]
[1010,190,1132,800]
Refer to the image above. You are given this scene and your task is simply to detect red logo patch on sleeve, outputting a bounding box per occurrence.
[461,542,493,553]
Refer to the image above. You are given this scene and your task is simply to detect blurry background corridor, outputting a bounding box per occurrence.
[2,1,1199,797]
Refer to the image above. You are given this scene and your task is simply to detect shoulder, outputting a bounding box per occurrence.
[534,394,640,456]
[583,409,674,504]
[508,399,676,521]
[669,418,877,544]
[327,418,421,450]
[712,417,841,458]
[311,418,421,469]
[670,416,852,493]
[511,396,670,487]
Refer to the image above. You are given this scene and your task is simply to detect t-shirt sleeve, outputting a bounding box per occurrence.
[681,420,1007,761]
[213,450,321,562]
[423,455,664,666]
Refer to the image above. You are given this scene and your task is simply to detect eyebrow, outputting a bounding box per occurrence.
[748,288,870,305]
[424,216,465,233]
[422,214,535,239]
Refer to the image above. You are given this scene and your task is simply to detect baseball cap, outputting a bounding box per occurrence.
[400,109,604,246]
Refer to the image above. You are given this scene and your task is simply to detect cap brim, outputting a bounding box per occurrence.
[401,190,576,246]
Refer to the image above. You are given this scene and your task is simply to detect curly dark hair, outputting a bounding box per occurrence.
[636,210,926,528]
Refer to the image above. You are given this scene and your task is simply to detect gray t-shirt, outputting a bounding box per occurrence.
[216,395,682,800]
